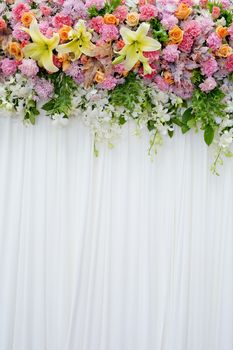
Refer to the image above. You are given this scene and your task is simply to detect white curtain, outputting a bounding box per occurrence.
[0,116,232,350]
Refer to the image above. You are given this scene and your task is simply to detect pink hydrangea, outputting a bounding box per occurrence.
[19,59,39,77]
[197,16,214,35]
[154,75,170,91]
[226,54,233,72]
[221,0,231,9]
[139,4,158,21]
[161,14,178,30]
[199,77,217,92]
[183,20,201,38]
[39,21,50,35]
[0,58,18,76]
[179,34,193,53]
[100,24,119,41]
[113,63,125,74]
[98,76,118,90]
[85,0,105,10]
[163,44,179,62]
[113,5,128,22]
[228,24,233,40]
[207,32,222,51]
[12,3,30,21]
[201,56,218,77]
[89,16,104,33]
[12,23,30,42]
[52,14,72,29]
[33,77,54,100]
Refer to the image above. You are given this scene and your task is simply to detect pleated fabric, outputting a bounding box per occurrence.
[0,116,232,350]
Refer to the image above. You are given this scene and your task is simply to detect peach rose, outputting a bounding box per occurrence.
[169,25,184,44]
[104,14,119,25]
[217,44,232,58]
[216,26,228,39]
[126,12,139,27]
[164,71,174,85]
[21,12,35,27]
[175,3,192,20]
[59,25,72,42]
[8,42,23,61]
[94,70,105,83]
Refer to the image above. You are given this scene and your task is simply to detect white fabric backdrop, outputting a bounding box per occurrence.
[0,116,232,350]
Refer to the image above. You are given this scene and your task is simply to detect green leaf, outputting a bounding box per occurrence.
[182,107,193,124]
[204,125,214,146]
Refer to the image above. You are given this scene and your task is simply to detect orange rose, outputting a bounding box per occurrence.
[175,3,192,20]
[169,25,184,44]
[94,70,105,83]
[59,25,72,42]
[164,71,174,85]
[8,42,23,60]
[104,14,119,25]
[126,12,139,27]
[216,26,228,39]
[217,44,232,58]
[21,12,35,27]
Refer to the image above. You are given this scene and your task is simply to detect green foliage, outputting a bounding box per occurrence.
[42,72,76,118]
[109,73,143,112]
[191,69,204,85]
[88,0,121,17]
[24,98,40,125]
[191,87,225,145]
[150,18,169,43]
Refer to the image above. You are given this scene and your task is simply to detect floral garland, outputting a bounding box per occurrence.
[0,0,233,173]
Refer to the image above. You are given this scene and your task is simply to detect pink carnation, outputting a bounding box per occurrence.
[143,51,160,63]
[12,3,30,21]
[113,5,128,22]
[207,32,221,51]
[19,59,39,78]
[100,24,119,41]
[139,4,158,21]
[52,14,72,29]
[98,76,118,90]
[183,20,201,38]
[201,56,218,77]
[226,54,233,73]
[161,14,178,30]
[85,0,105,10]
[179,34,193,53]
[40,4,52,17]
[0,58,18,76]
[138,0,155,5]
[89,16,104,33]
[163,44,179,62]
[199,77,217,92]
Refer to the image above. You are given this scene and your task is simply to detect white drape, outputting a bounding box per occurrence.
[0,116,232,350]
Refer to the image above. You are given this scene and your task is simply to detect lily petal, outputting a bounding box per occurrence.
[41,51,58,73]
[124,44,140,71]
[120,27,136,45]
[135,23,150,41]
[139,37,161,52]
[27,18,45,43]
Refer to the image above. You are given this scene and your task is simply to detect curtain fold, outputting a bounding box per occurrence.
[0,116,232,350]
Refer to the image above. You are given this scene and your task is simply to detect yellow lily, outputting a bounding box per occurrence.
[22,18,59,73]
[57,20,95,60]
[112,23,161,74]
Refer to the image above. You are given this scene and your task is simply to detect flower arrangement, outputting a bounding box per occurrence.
[0,0,233,173]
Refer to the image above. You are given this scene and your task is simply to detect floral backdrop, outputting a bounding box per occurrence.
[0,0,233,173]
